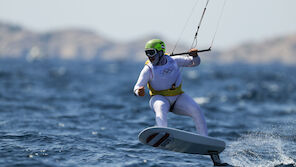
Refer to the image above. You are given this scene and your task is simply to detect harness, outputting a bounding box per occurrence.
[147,82,183,96]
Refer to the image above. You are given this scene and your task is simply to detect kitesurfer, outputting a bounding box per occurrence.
[134,39,208,136]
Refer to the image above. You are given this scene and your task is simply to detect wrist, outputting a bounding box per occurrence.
[134,89,139,96]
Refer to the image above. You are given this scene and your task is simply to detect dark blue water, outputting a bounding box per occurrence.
[0,59,295,167]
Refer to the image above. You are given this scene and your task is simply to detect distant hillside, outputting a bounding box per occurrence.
[218,34,296,64]
[0,22,113,60]
[0,22,185,61]
[0,22,295,64]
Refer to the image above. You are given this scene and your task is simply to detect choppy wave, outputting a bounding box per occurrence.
[0,59,295,167]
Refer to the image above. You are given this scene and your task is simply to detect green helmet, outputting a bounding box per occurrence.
[145,39,166,53]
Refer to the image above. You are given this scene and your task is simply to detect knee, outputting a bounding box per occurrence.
[154,107,168,118]
[150,95,170,112]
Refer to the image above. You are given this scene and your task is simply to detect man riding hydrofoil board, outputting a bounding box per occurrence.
[133,39,208,136]
[134,39,233,166]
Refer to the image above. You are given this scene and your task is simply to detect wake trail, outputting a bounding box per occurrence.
[223,123,296,167]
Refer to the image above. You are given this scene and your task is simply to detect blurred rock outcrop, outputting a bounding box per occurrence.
[218,35,296,64]
[0,22,295,64]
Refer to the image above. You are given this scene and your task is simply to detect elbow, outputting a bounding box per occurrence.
[192,56,201,67]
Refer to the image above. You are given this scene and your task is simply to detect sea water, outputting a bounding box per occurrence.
[0,59,295,167]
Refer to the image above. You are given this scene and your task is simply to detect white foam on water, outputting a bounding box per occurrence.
[194,97,210,105]
[223,125,296,167]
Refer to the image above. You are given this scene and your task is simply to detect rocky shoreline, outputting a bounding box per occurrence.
[0,22,295,64]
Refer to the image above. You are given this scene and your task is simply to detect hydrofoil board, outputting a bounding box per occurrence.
[138,127,226,155]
